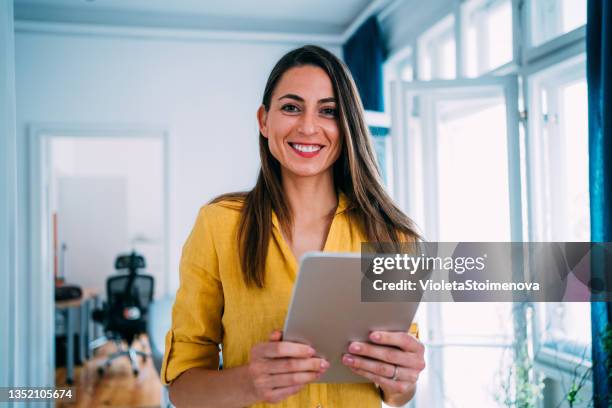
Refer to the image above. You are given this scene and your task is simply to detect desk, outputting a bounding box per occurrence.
[56,288,100,385]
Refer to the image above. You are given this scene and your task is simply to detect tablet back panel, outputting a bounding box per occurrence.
[283,252,420,383]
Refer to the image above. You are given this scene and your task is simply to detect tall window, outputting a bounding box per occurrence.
[383,0,590,406]
[527,56,589,242]
[398,77,519,408]
[527,54,591,378]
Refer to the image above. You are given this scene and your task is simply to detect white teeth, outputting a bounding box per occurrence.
[291,143,322,153]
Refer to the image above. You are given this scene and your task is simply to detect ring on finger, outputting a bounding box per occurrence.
[391,364,399,381]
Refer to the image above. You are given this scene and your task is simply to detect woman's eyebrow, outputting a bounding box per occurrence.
[318,97,337,104]
[278,94,337,104]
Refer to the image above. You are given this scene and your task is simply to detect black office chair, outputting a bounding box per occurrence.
[93,251,154,376]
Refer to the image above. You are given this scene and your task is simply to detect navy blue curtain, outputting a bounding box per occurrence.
[343,16,386,112]
[588,0,612,406]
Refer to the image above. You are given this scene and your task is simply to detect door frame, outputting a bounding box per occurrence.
[29,123,171,385]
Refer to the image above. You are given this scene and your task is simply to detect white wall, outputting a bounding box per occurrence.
[57,176,129,297]
[15,29,341,294]
[51,137,164,249]
[0,0,18,390]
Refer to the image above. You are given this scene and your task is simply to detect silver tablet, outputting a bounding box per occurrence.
[282,252,420,383]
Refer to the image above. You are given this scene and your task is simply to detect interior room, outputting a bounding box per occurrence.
[0,0,606,407]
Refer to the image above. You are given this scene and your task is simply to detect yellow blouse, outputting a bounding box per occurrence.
[161,193,382,407]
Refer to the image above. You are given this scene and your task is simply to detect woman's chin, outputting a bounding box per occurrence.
[282,164,330,179]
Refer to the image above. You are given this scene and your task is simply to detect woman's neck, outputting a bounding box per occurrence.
[281,170,338,224]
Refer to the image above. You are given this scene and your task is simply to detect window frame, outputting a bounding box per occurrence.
[523,51,592,393]
[520,16,591,402]
[389,75,523,408]
[523,51,587,243]
[382,0,591,406]
[391,75,523,242]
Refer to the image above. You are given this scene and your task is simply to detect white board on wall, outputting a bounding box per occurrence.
[57,176,129,298]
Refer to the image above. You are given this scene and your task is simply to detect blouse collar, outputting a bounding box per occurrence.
[271,190,350,230]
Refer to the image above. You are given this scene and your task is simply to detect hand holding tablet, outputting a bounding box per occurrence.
[342,329,425,404]
[245,329,330,404]
[283,252,423,384]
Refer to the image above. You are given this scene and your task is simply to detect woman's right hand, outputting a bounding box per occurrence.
[247,330,329,404]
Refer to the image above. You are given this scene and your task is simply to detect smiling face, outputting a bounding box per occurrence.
[257,65,343,180]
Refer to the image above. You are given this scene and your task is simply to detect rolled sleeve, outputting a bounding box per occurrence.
[161,206,224,385]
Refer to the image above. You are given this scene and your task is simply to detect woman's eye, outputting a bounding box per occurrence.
[321,107,338,117]
[281,104,300,113]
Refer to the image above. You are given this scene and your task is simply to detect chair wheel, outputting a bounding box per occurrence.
[133,369,139,377]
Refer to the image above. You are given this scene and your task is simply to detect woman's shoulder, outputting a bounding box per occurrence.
[197,193,246,226]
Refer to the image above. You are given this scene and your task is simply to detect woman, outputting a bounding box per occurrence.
[162,45,425,407]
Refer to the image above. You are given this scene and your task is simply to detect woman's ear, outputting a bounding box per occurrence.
[257,105,268,138]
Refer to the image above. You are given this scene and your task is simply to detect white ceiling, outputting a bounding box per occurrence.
[14,0,378,36]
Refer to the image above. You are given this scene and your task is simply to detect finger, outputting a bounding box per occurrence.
[369,331,425,354]
[341,353,395,378]
[349,366,413,395]
[347,342,412,367]
[261,384,304,404]
[262,341,316,359]
[265,357,329,374]
[343,354,421,383]
[266,371,322,388]
[269,330,283,342]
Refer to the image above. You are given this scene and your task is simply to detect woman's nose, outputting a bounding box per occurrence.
[297,111,317,136]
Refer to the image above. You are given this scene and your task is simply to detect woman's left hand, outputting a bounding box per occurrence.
[341,331,425,407]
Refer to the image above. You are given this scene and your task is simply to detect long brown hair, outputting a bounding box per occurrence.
[212,45,419,287]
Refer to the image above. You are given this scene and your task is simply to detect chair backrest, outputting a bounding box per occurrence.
[106,274,155,321]
[115,252,146,272]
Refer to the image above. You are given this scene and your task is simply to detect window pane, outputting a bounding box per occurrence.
[418,15,456,80]
[528,56,588,241]
[441,303,513,339]
[421,51,433,81]
[465,24,479,77]
[560,80,590,240]
[400,61,414,81]
[530,0,586,46]
[371,130,391,187]
[432,303,515,408]
[487,0,513,69]
[437,96,511,241]
[440,36,456,79]
[537,303,591,360]
[562,0,587,33]
[463,0,513,76]
[442,346,510,406]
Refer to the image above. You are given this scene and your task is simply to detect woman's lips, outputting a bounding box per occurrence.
[288,142,323,158]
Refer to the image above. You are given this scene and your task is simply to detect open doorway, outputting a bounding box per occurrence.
[49,136,167,298]
[29,125,169,396]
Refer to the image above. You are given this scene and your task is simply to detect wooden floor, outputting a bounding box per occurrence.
[55,335,162,407]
